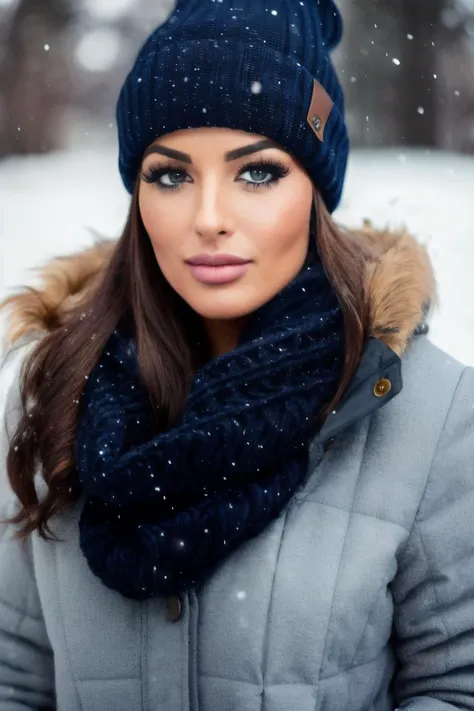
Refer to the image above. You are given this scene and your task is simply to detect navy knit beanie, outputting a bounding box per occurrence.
[116,0,349,213]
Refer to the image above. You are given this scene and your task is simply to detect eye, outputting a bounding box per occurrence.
[160,170,187,187]
[241,167,273,184]
[142,165,190,190]
[237,160,290,189]
[141,158,290,192]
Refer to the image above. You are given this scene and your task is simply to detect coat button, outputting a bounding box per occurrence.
[165,594,182,622]
[374,378,392,397]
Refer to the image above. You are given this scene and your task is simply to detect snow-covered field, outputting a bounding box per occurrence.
[0,146,473,373]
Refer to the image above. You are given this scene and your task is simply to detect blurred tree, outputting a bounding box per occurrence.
[0,0,75,157]
[395,0,444,147]
[335,0,473,151]
[0,0,471,155]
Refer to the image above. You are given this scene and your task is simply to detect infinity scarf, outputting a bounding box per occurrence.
[75,257,345,600]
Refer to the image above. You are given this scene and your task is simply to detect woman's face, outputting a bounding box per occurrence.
[139,127,313,321]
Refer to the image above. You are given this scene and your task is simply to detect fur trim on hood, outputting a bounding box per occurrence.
[0,222,436,357]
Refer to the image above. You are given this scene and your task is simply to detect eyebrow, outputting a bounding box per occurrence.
[142,139,283,164]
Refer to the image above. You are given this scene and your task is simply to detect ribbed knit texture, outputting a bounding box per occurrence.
[116,0,349,213]
[75,256,345,599]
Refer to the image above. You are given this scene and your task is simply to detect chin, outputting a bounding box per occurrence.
[185,289,264,321]
[190,302,255,321]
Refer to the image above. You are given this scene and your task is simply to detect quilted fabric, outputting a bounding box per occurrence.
[1,336,474,710]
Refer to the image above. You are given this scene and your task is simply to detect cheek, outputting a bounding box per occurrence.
[138,188,190,259]
[249,179,313,261]
[138,190,196,307]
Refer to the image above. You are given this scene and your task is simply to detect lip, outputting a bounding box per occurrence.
[187,262,251,285]
[185,253,251,267]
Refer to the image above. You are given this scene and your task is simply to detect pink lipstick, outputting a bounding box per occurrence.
[185,254,252,285]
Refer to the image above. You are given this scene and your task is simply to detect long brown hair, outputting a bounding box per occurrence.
[0,187,371,541]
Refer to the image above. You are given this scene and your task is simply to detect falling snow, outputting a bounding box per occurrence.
[0,145,473,504]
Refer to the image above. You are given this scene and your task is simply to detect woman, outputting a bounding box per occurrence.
[1,0,474,709]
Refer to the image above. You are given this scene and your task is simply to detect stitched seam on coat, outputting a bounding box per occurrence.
[259,508,291,711]
[22,534,40,592]
[319,650,386,682]
[201,651,382,685]
[202,674,311,687]
[396,367,466,565]
[392,368,466,675]
[314,418,372,711]
[189,589,200,711]
[0,595,44,623]
[416,366,467,525]
[181,593,188,711]
[393,366,466,624]
[53,543,84,711]
[413,522,449,674]
[293,497,410,533]
[76,676,141,683]
[140,601,148,711]
[347,582,387,669]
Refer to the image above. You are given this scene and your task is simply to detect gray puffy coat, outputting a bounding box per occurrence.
[1,228,474,711]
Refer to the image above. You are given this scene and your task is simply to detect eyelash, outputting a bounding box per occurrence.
[141,158,290,192]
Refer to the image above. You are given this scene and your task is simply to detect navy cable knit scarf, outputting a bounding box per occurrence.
[75,256,345,600]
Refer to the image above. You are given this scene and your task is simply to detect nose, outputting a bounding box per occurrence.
[193,179,234,241]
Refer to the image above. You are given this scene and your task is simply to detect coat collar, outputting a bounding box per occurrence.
[314,219,436,444]
[315,336,404,445]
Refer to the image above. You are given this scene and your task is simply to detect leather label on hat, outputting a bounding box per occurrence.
[306,79,334,142]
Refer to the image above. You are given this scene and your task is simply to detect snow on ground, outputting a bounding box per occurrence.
[0,145,473,381]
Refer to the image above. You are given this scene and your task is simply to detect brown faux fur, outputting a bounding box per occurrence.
[0,222,436,356]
